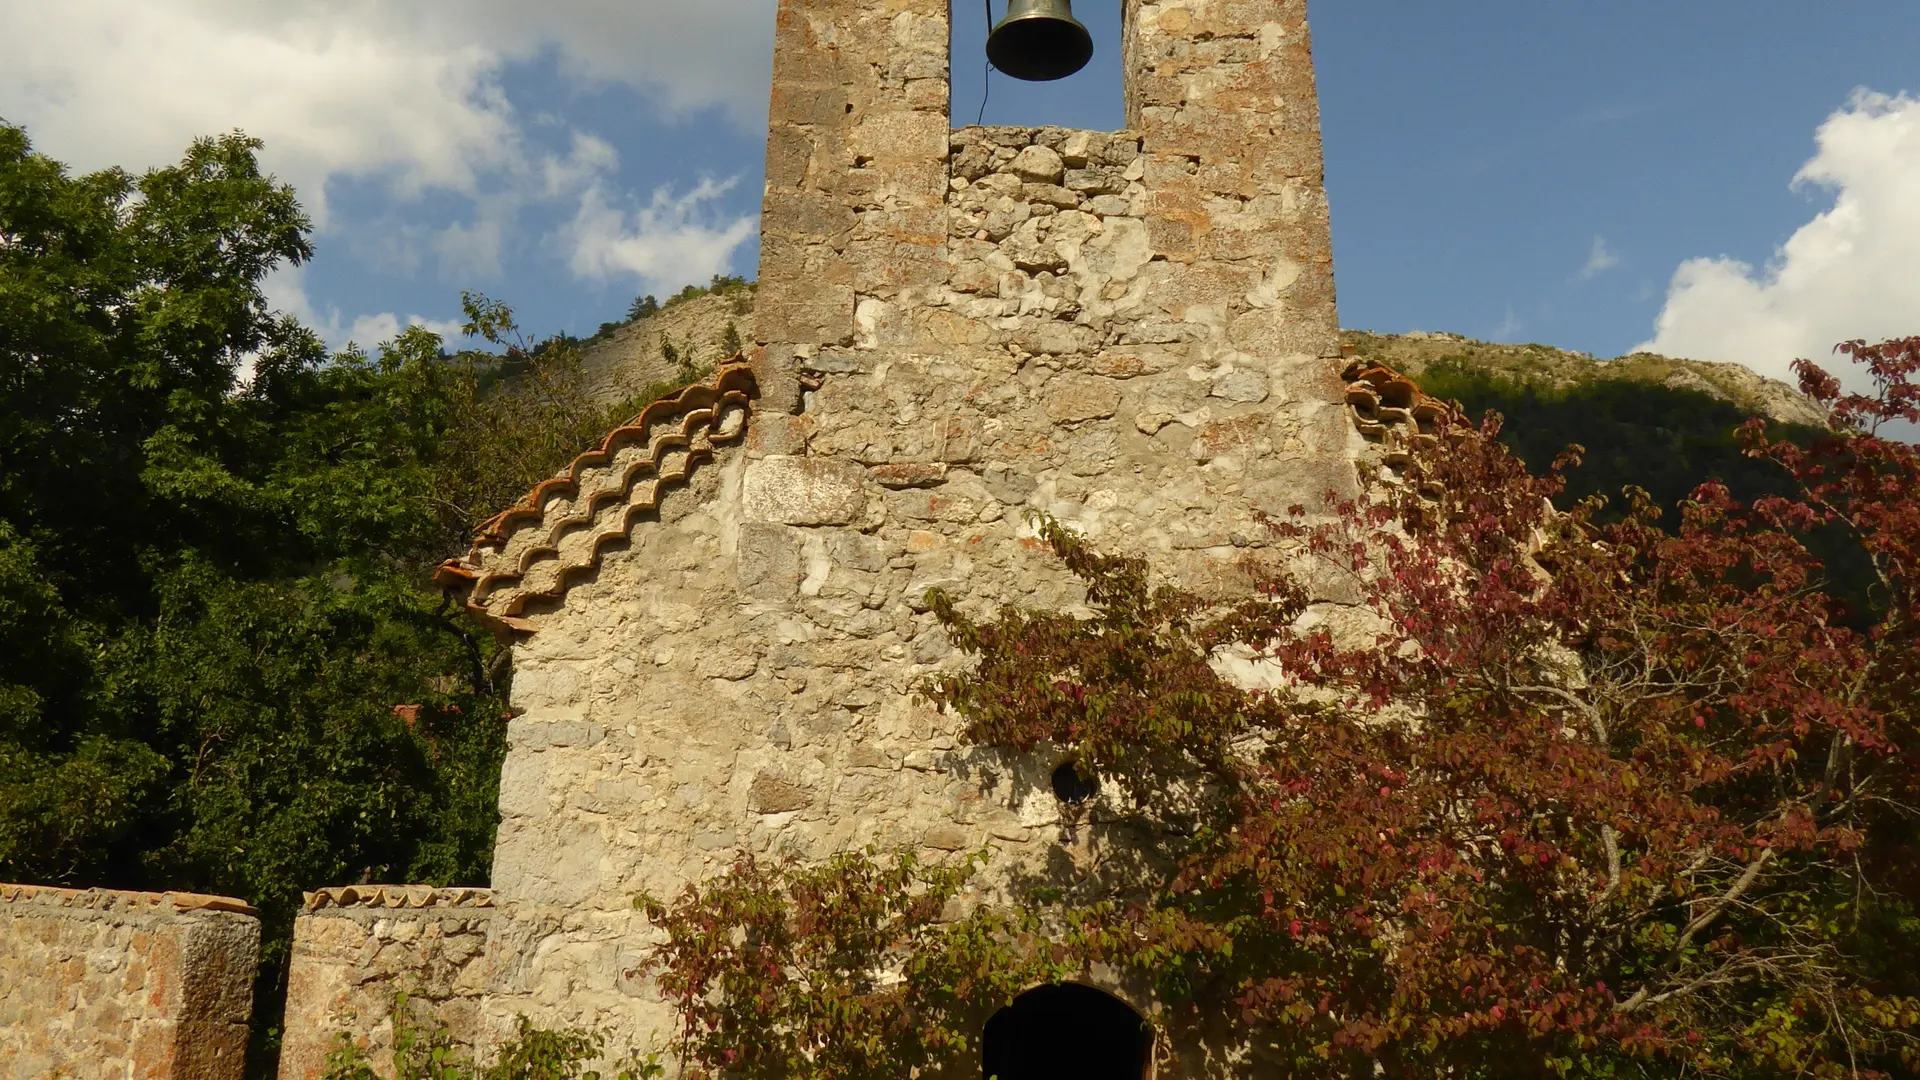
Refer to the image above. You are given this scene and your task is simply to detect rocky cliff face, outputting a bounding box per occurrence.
[574,291,754,409]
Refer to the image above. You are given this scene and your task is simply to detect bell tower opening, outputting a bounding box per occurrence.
[981,983,1154,1080]
[951,0,1126,130]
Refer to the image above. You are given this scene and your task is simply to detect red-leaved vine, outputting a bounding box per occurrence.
[642,342,1920,1080]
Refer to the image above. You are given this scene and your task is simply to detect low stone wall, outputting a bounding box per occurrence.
[277,887,493,1080]
[0,883,259,1080]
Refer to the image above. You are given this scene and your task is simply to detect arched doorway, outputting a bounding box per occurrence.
[982,982,1153,1080]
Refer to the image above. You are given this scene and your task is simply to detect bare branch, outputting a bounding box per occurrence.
[1617,847,1775,1014]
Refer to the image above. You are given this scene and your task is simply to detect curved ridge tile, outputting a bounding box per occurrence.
[483,415,742,617]
[479,406,739,596]
[435,362,757,625]
[1341,360,1468,494]
[466,366,758,548]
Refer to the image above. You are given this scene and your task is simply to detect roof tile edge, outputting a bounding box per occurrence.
[434,360,757,624]
[0,883,257,916]
[300,885,495,912]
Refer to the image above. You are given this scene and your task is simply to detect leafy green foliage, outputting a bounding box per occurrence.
[675,273,753,313]
[1413,357,1823,519]
[431,292,689,550]
[1410,355,1885,629]
[0,124,653,1073]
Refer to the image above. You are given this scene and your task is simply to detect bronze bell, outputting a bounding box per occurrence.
[986,0,1094,82]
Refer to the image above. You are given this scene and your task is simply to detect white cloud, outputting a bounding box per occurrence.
[0,0,773,311]
[345,312,469,351]
[264,266,465,352]
[1578,235,1620,280]
[1640,90,1920,389]
[1,0,515,226]
[434,0,777,126]
[434,218,507,282]
[0,1,774,186]
[567,177,758,294]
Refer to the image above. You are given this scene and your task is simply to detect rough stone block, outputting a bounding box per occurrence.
[825,529,889,572]
[736,521,804,600]
[755,290,856,348]
[1009,144,1065,184]
[743,456,872,526]
[1193,413,1273,462]
[923,825,971,851]
[1065,166,1127,195]
[870,462,949,488]
[749,413,811,456]
[1210,367,1272,404]
[1044,376,1124,424]
[749,774,812,815]
[0,885,258,1080]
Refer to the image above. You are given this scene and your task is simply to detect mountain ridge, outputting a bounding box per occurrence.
[1341,329,1826,428]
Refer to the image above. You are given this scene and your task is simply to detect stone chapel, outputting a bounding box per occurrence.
[3,2,1448,1076]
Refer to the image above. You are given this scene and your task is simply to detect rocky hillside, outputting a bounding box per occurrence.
[573,285,755,408]
[1339,328,1835,530]
[1342,330,1826,428]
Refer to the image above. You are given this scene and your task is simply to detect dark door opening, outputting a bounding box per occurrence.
[982,982,1152,1080]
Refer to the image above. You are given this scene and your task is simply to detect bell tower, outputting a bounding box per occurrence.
[752,0,1343,428]
[270,5,1364,1076]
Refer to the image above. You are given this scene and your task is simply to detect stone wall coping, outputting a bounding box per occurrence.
[301,885,494,913]
[0,882,257,916]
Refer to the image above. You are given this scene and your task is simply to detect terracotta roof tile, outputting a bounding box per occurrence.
[436,361,756,625]
[0,883,257,916]
[300,885,493,912]
[1342,360,1468,493]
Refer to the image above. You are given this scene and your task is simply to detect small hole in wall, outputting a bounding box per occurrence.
[1051,760,1098,804]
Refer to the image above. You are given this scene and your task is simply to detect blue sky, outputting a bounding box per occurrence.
[5,1,1919,389]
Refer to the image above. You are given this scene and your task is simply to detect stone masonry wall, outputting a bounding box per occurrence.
[0,884,258,1080]
[278,888,494,1080]
[476,1,1351,1074]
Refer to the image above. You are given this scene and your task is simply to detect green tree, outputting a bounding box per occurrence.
[0,124,667,1074]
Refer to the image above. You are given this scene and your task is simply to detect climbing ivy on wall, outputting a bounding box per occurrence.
[644,342,1920,1079]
